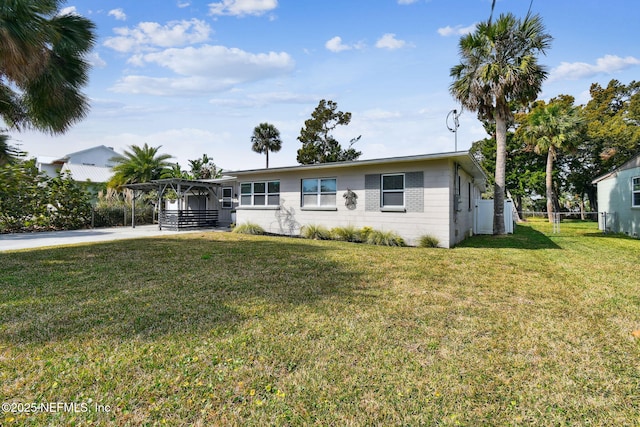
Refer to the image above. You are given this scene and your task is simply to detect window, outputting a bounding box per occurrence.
[222,187,233,209]
[239,181,280,206]
[302,178,336,207]
[633,177,640,207]
[381,174,404,207]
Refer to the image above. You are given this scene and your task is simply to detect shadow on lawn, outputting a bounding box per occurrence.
[0,236,361,345]
[457,224,561,249]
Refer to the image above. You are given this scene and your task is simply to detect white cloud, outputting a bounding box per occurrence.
[325,36,365,53]
[398,0,418,4]
[437,23,476,37]
[111,75,236,96]
[209,0,277,17]
[135,45,294,77]
[59,6,78,15]
[177,1,191,7]
[361,109,402,120]
[375,33,407,50]
[104,19,211,53]
[108,8,127,21]
[210,91,318,108]
[325,36,350,52]
[549,55,640,82]
[112,45,294,96]
[86,52,107,68]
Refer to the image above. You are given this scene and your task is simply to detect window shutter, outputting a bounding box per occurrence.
[365,174,380,211]
[405,171,424,212]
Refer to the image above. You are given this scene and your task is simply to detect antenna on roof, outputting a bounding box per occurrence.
[446,109,461,152]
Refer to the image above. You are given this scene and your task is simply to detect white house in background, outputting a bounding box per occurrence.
[225,152,488,248]
[36,145,119,183]
[592,153,640,237]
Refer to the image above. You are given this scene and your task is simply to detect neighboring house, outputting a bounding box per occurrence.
[592,153,640,237]
[37,145,119,183]
[225,152,488,248]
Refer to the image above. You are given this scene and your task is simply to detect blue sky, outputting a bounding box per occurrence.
[16,0,640,171]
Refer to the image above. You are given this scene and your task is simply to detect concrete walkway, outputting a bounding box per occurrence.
[0,225,228,252]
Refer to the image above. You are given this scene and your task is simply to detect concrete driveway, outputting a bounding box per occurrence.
[0,225,227,252]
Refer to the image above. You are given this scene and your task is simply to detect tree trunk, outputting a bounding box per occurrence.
[546,146,555,223]
[586,186,597,212]
[493,114,507,235]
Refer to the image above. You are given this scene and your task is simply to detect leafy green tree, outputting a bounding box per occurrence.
[0,133,24,166]
[108,143,173,188]
[46,172,92,229]
[471,129,546,218]
[582,80,640,172]
[519,96,583,222]
[188,154,222,179]
[0,158,46,231]
[167,163,190,179]
[251,123,282,168]
[296,99,361,164]
[0,0,96,134]
[450,12,551,234]
[0,158,92,232]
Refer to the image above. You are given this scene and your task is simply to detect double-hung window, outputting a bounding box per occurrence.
[240,181,280,206]
[302,178,336,207]
[381,174,404,207]
[633,177,640,207]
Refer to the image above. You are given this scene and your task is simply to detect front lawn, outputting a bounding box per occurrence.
[1,220,638,426]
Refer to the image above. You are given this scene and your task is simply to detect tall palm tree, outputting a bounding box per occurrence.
[108,143,173,188]
[450,12,551,234]
[0,0,96,134]
[251,123,282,168]
[521,98,583,222]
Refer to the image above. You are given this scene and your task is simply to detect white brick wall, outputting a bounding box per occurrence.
[235,158,481,248]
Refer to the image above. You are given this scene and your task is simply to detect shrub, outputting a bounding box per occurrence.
[300,224,331,240]
[418,234,440,248]
[232,222,265,235]
[330,225,362,242]
[365,230,406,247]
[359,226,374,242]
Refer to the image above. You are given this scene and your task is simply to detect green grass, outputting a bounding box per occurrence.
[1,219,639,426]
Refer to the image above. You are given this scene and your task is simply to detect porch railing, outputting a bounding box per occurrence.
[159,210,219,230]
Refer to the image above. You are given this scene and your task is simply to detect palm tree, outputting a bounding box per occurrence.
[520,97,583,222]
[450,12,551,234]
[188,154,221,179]
[251,123,282,168]
[108,143,173,188]
[0,1,96,134]
[0,134,22,166]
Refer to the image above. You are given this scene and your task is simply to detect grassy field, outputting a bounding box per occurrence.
[1,219,639,426]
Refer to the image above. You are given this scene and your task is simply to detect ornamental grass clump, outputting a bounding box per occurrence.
[365,229,406,247]
[418,234,440,248]
[330,225,362,242]
[232,222,265,235]
[300,224,331,240]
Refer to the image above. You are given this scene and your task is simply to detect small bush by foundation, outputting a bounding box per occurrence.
[330,225,362,242]
[365,230,406,247]
[301,224,332,240]
[418,234,440,248]
[232,222,265,235]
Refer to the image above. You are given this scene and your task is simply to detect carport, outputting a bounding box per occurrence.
[124,178,224,230]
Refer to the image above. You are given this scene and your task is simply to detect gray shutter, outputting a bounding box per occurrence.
[365,174,380,211]
[405,171,424,213]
